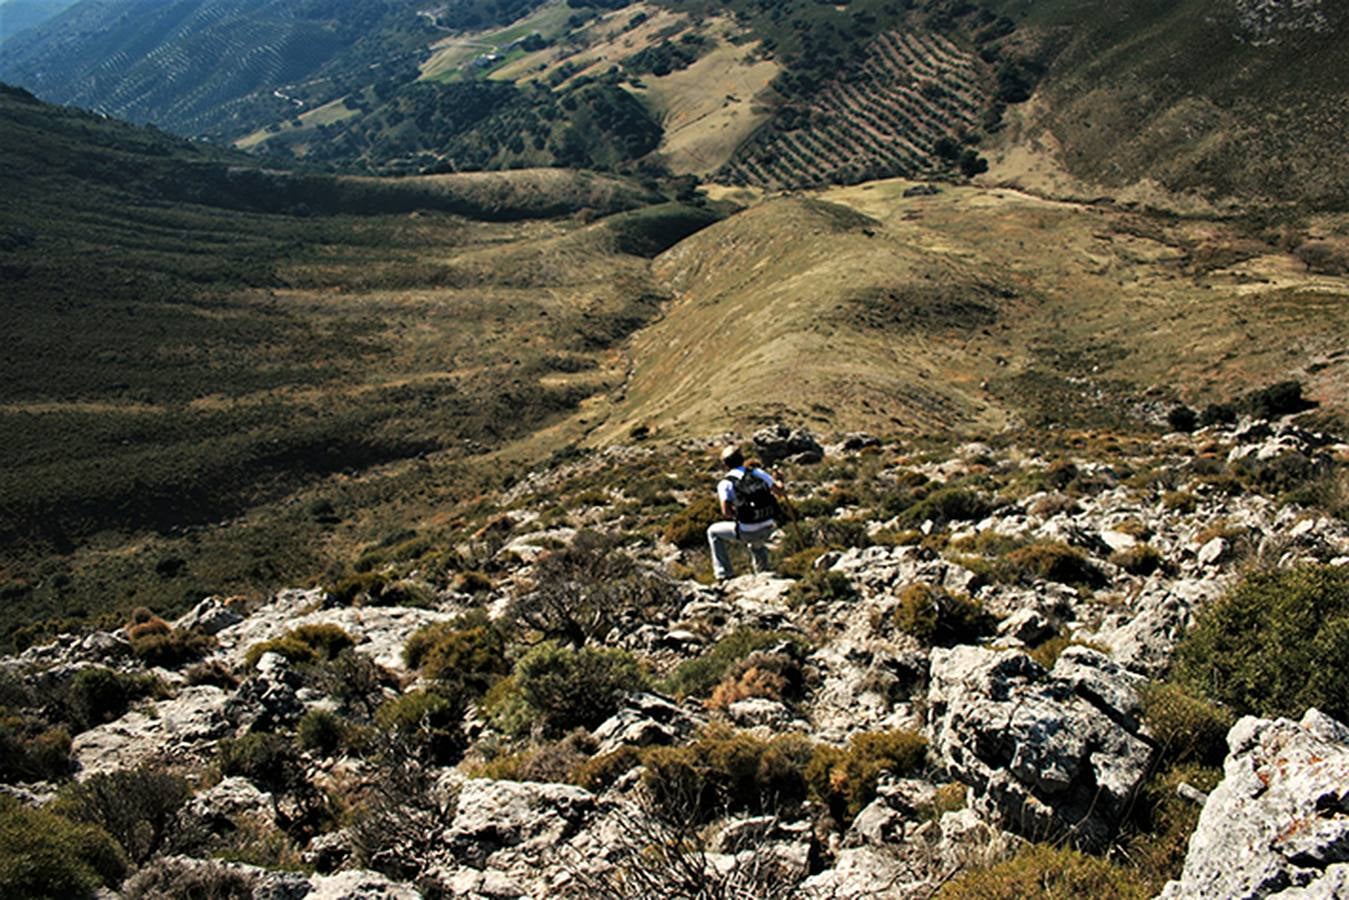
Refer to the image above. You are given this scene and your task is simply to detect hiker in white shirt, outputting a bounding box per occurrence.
[707,444,785,581]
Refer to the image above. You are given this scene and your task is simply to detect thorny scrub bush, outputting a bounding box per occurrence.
[663,495,721,549]
[121,857,256,900]
[557,790,809,900]
[937,843,1148,899]
[350,737,458,882]
[487,641,646,738]
[472,731,596,783]
[374,689,466,765]
[218,732,305,794]
[786,569,857,607]
[1173,563,1349,721]
[662,628,810,700]
[0,795,127,898]
[893,584,997,647]
[707,651,804,710]
[403,612,509,695]
[52,767,190,865]
[1000,541,1106,588]
[1140,682,1235,768]
[895,486,992,529]
[641,726,813,823]
[1026,634,1109,670]
[312,649,398,719]
[243,623,354,668]
[805,729,928,826]
[510,530,683,648]
[65,666,164,733]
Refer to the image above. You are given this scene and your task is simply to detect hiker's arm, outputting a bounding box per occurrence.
[721,498,735,518]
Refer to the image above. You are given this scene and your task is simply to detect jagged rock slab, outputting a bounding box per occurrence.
[1160,709,1349,900]
[72,685,232,778]
[926,645,1153,849]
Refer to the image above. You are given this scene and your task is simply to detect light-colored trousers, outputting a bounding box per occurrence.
[707,520,774,579]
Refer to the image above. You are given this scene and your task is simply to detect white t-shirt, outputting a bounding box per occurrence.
[717,467,776,532]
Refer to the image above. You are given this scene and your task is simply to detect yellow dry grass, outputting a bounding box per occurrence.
[584,180,1349,443]
[494,3,689,88]
[234,96,359,150]
[631,27,779,176]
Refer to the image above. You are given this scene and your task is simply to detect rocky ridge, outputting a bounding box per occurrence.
[2,418,1347,898]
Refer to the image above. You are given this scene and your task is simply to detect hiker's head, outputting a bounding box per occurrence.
[720,445,744,469]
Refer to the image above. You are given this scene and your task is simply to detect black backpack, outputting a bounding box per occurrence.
[730,469,779,525]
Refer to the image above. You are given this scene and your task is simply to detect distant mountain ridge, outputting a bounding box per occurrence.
[0,0,78,45]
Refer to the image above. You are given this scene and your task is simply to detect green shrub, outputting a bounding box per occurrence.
[1122,763,1223,892]
[664,496,721,549]
[1140,682,1234,768]
[1161,491,1198,513]
[244,623,354,668]
[52,767,190,864]
[1240,379,1306,419]
[498,642,647,736]
[893,584,997,647]
[786,570,857,607]
[373,689,464,764]
[0,796,127,898]
[897,487,992,529]
[569,745,642,793]
[805,730,927,824]
[1173,564,1349,721]
[1002,541,1105,588]
[403,616,507,694]
[641,726,812,822]
[121,857,256,900]
[938,843,1148,899]
[0,722,72,783]
[129,627,215,668]
[218,732,302,794]
[65,667,161,733]
[297,709,346,756]
[1110,544,1164,576]
[662,628,809,699]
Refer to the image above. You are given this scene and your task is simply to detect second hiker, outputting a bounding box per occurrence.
[707,444,786,581]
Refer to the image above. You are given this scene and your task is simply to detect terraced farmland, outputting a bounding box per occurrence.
[717,30,990,190]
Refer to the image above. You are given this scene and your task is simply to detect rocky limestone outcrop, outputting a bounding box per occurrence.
[926,644,1154,850]
[1160,708,1349,899]
[72,684,232,778]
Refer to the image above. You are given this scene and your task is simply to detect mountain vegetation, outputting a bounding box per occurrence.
[0,84,710,647]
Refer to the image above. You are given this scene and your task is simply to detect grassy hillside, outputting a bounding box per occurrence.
[0,85,711,648]
[983,0,1349,210]
[591,181,1349,443]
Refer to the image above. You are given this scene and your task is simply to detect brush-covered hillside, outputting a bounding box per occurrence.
[0,83,717,649]
[3,0,1347,210]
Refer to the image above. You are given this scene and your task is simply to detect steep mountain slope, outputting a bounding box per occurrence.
[0,0,438,137]
[591,180,1349,443]
[4,0,1347,213]
[0,0,78,44]
[0,85,700,641]
[985,0,1349,210]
